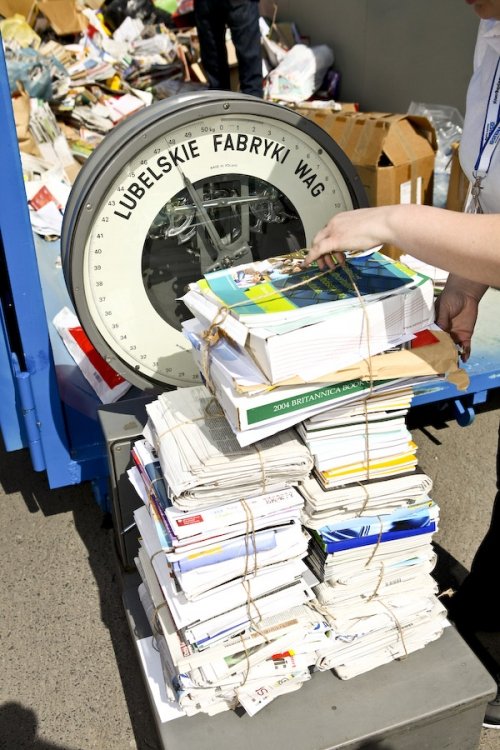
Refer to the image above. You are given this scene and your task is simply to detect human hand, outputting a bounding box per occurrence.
[303,207,391,269]
[434,278,484,362]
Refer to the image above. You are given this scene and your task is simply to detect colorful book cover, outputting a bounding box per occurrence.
[197,252,419,319]
[312,505,437,553]
[172,529,277,573]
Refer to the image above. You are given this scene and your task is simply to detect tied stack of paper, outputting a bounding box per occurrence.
[128,386,337,717]
[294,388,449,680]
[298,385,418,487]
[144,386,313,509]
[182,251,435,385]
[180,252,468,446]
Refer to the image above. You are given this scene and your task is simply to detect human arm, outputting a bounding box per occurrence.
[303,204,500,288]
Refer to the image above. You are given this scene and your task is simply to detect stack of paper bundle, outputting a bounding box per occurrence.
[295,389,449,680]
[297,385,418,487]
[180,252,467,447]
[182,251,435,384]
[128,386,338,717]
[125,252,466,715]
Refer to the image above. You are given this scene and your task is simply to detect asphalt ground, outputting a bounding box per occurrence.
[2,393,500,749]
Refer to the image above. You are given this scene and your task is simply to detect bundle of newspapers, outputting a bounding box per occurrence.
[180,251,468,446]
[125,251,462,717]
[128,384,449,717]
[129,386,336,717]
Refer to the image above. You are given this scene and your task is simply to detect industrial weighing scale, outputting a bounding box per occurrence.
[54,91,494,749]
[60,91,367,390]
[1,27,498,495]
[59,88,368,570]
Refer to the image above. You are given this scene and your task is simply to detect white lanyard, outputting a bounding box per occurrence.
[470,55,500,211]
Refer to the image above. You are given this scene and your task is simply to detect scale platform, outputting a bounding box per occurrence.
[123,576,495,750]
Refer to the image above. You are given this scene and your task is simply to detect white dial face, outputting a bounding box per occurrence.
[66,98,365,389]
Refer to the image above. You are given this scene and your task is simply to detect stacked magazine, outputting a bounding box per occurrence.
[296,389,449,680]
[181,251,435,384]
[180,253,467,446]
[127,385,449,717]
[298,385,418,486]
[125,251,464,718]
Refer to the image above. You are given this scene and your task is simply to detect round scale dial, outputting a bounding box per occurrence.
[62,92,367,391]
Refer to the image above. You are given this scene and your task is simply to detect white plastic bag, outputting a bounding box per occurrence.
[265,44,334,103]
[53,307,131,403]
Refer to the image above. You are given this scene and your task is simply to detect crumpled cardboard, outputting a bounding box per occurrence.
[11,88,40,156]
[234,329,469,394]
[36,0,88,36]
[0,0,35,20]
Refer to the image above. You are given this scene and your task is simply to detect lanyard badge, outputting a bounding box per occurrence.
[467,56,500,213]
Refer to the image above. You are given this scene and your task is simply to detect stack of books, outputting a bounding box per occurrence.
[180,252,467,446]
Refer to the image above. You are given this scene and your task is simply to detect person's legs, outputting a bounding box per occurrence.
[194,0,231,91]
[448,419,500,631]
[446,418,500,727]
[227,0,263,97]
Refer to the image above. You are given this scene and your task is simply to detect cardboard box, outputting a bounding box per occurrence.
[446,141,469,213]
[36,0,88,36]
[293,109,438,257]
[0,0,88,34]
[0,0,34,19]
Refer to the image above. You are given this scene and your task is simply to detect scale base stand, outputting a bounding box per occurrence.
[123,580,495,750]
[99,397,496,750]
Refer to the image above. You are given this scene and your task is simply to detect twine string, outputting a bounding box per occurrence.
[378,599,409,659]
[364,515,384,568]
[366,561,385,602]
[239,498,270,642]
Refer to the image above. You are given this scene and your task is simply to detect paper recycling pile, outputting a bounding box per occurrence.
[2,1,339,239]
[126,250,467,718]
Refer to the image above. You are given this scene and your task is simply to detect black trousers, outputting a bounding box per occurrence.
[449,418,500,631]
[194,0,263,97]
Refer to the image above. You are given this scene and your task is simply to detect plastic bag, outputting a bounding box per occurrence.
[0,14,41,48]
[264,44,334,103]
[408,101,464,208]
[101,0,172,31]
[5,47,67,100]
[53,307,132,404]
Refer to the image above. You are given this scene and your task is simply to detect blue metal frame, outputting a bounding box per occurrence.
[412,287,500,425]
[0,297,25,451]
[0,38,109,505]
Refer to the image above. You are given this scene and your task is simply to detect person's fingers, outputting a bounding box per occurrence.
[434,308,452,333]
[459,342,471,363]
[304,241,344,269]
[446,329,471,363]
